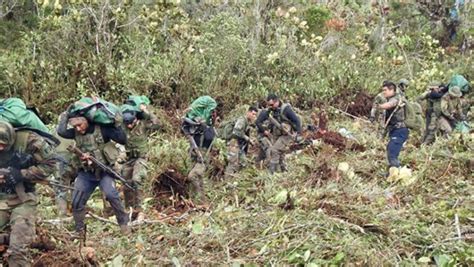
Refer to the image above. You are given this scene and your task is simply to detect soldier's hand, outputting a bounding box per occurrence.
[264,130,271,137]
[4,167,23,186]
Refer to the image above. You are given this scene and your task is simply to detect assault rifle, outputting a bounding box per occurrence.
[67,146,136,191]
[181,118,205,163]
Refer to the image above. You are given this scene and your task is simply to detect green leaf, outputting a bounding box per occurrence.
[171,257,181,267]
[418,256,431,263]
[434,254,455,267]
[192,221,204,235]
[304,250,311,262]
[331,252,345,264]
[111,254,123,267]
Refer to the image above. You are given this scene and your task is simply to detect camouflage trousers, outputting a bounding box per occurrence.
[256,135,272,167]
[0,196,37,267]
[54,160,77,216]
[269,134,293,173]
[187,148,208,203]
[423,114,455,144]
[122,158,147,212]
[224,139,248,178]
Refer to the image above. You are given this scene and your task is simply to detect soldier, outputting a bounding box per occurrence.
[398,78,409,97]
[376,81,409,174]
[224,106,258,178]
[256,94,302,174]
[416,81,446,144]
[181,96,218,203]
[120,103,159,218]
[57,112,130,236]
[0,121,56,266]
[438,86,464,136]
[53,134,78,217]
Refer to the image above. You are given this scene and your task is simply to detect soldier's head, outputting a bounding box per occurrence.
[398,79,409,92]
[123,111,138,129]
[69,116,89,135]
[382,81,397,98]
[448,86,462,98]
[266,93,280,110]
[0,121,15,152]
[246,106,258,123]
[428,81,441,92]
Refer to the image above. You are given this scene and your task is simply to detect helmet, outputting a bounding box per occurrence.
[398,78,409,87]
[0,120,16,151]
[448,86,462,98]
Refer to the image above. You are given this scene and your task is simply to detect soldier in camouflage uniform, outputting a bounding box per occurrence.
[181,96,218,203]
[224,106,258,178]
[53,134,78,217]
[0,121,56,267]
[438,86,464,135]
[121,104,159,216]
[57,112,130,236]
[256,94,302,174]
[417,82,446,144]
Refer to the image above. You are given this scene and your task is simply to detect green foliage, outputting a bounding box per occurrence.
[304,5,331,35]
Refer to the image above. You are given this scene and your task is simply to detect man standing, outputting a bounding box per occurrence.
[224,106,258,178]
[256,94,302,174]
[0,121,56,266]
[417,81,446,144]
[181,96,218,203]
[376,82,409,175]
[438,86,464,136]
[57,112,130,236]
[120,103,159,218]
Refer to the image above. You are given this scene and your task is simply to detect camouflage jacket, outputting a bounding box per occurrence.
[0,130,56,194]
[440,95,463,119]
[232,116,251,141]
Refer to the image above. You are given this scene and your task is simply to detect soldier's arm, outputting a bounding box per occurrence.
[56,112,76,139]
[232,117,249,141]
[416,91,430,103]
[440,99,452,118]
[20,135,56,181]
[282,106,302,134]
[101,125,127,145]
[255,110,269,133]
[378,97,399,110]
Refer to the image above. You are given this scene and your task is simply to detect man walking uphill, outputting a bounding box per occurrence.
[0,121,57,266]
[256,94,302,174]
[57,111,130,237]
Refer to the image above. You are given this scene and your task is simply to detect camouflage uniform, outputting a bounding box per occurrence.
[53,135,78,216]
[122,111,158,212]
[417,90,443,144]
[224,116,251,177]
[256,103,301,174]
[0,121,56,267]
[57,113,129,234]
[438,92,463,135]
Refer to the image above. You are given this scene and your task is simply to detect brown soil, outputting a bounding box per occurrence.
[153,168,189,210]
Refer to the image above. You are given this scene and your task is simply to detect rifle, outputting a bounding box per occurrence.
[328,106,371,123]
[67,146,136,191]
[181,118,205,163]
[267,115,295,137]
[0,168,29,202]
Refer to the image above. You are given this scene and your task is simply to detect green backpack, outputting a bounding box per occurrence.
[68,97,121,125]
[0,98,50,133]
[404,100,424,132]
